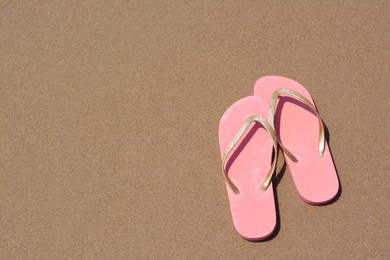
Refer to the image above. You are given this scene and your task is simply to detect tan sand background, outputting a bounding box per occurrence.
[1,1,389,259]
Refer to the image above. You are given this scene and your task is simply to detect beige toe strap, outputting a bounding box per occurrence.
[269,88,325,158]
[222,115,279,194]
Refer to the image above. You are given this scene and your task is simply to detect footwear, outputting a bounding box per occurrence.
[254,75,339,205]
[218,96,279,241]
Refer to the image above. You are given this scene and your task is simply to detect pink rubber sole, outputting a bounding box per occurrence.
[254,76,339,205]
[219,96,276,240]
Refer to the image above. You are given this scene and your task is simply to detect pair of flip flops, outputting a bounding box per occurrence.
[218,75,339,241]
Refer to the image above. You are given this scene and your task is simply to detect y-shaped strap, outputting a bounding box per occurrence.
[221,115,279,194]
[269,88,325,157]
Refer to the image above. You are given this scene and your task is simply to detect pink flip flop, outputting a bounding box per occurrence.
[254,75,339,205]
[218,96,280,241]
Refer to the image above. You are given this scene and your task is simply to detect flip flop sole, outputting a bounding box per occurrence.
[219,96,276,240]
[254,76,339,205]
